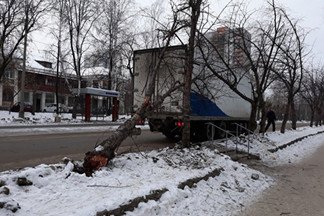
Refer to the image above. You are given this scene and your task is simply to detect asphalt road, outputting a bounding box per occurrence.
[0,130,175,171]
[0,121,310,171]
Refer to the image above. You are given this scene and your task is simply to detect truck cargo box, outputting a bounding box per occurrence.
[133,43,252,140]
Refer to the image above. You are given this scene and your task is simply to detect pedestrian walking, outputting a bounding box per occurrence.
[265,109,276,132]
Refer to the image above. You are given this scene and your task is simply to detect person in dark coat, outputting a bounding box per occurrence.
[265,109,276,132]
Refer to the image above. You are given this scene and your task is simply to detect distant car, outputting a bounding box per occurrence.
[10,102,34,113]
[43,103,69,113]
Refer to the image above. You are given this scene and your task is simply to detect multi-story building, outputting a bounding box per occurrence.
[211,26,251,67]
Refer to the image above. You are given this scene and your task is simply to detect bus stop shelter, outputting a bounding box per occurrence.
[76,87,120,122]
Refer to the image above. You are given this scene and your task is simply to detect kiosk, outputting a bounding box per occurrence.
[75,87,119,122]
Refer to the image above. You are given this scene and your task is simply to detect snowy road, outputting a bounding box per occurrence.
[241,140,324,216]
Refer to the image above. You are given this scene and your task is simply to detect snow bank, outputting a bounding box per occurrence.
[0,147,272,216]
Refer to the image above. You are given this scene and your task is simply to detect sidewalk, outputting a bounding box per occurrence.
[241,141,324,216]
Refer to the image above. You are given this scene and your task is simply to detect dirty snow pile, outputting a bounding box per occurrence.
[0,146,272,216]
[1,126,324,215]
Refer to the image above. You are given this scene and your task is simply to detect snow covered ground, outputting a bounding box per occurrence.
[0,111,137,136]
[0,110,324,215]
[0,110,129,126]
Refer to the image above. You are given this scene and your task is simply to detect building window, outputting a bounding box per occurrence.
[2,88,14,102]
[23,92,30,102]
[3,70,14,80]
[45,93,54,104]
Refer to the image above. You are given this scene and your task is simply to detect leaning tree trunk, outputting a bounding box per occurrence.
[83,82,182,176]
[83,98,151,176]
[82,26,180,175]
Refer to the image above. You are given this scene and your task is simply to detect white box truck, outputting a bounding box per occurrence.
[133,44,252,141]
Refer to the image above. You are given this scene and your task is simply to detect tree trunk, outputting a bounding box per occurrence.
[310,108,314,127]
[72,79,82,119]
[83,80,182,176]
[82,25,179,175]
[83,98,151,176]
[258,99,267,133]
[290,100,297,130]
[249,102,258,131]
[182,49,192,147]
[181,0,202,148]
[281,98,291,133]
[315,108,319,126]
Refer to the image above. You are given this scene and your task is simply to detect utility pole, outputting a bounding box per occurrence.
[19,0,29,118]
[55,0,63,122]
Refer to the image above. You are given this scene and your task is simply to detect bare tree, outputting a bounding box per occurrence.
[196,0,287,132]
[0,0,46,79]
[82,2,188,176]
[272,8,306,133]
[19,0,49,118]
[0,60,20,109]
[139,0,165,49]
[63,0,100,118]
[120,36,138,113]
[89,0,135,113]
[46,0,73,103]
[52,0,65,117]
[300,66,324,127]
[180,0,204,147]
[92,0,134,84]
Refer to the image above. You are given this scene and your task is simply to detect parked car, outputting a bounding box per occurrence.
[43,103,69,113]
[10,102,34,114]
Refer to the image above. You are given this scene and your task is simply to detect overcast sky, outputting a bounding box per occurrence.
[31,0,324,64]
[136,0,324,63]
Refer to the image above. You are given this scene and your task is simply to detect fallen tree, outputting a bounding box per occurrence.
[82,0,208,176]
[82,13,186,176]
[83,81,182,176]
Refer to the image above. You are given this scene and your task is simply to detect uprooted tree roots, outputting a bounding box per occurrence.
[83,151,112,176]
